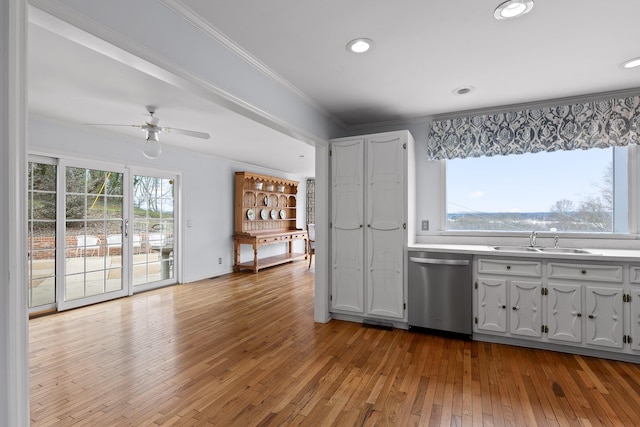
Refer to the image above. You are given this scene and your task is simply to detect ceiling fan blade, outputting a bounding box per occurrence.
[84,123,144,129]
[162,127,210,139]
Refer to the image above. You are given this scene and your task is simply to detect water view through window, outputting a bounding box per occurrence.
[446,147,627,233]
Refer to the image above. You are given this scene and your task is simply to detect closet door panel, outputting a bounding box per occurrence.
[367,136,404,231]
[331,139,364,314]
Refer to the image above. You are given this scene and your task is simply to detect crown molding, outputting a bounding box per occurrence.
[430,87,640,122]
[158,0,345,128]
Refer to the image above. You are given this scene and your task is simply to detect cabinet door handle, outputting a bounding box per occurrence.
[512,306,518,311]
[588,314,595,319]
[501,305,506,309]
[576,313,582,317]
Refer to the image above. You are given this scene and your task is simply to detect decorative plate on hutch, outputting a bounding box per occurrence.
[280,210,286,219]
[270,209,278,220]
[260,209,268,220]
[246,209,255,220]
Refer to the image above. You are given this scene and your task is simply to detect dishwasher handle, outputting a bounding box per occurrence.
[409,256,470,266]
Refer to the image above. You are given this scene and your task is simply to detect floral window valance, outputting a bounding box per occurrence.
[426,95,640,160]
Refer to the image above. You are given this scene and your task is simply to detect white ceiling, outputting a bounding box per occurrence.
[27,23,317,176]
[28,0,640,177]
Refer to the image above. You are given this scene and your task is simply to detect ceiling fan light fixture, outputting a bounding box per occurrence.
[347,38,373,53]
[621,57,640,69]
[494,0,534,20]
[142,131,162,159]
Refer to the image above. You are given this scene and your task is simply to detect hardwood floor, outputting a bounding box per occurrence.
[30,261,640,426]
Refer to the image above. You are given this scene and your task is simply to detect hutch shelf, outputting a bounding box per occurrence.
[233,171,307,273]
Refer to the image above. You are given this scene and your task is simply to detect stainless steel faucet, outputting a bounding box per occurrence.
[530,231,537,247]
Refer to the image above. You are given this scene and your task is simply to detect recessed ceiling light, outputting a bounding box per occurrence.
[494,0,534,20]
[453,86,475,95]
[621,57,640,69]
[347,38,373,53]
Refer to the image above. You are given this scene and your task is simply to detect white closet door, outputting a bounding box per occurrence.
[366,135,405,318]
[330,139,364,313]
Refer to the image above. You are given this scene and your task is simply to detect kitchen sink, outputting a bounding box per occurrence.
[491,245,541,252]
[537,247,592,254]
[490,245,595,255]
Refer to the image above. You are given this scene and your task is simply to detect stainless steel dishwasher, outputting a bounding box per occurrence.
[408,251,472,336]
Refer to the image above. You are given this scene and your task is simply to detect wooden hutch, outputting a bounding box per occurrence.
[233,171,308,273]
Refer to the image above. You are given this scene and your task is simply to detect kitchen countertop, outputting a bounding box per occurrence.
[408,243,640,263]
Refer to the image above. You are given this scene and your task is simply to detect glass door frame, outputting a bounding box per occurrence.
[129,165,181,294]
[27,155,59,313]
[56,158,131,311]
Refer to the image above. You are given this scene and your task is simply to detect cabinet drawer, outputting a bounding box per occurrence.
[630,266,640,284]
[547,263,622,283]
[477,259,542,277]
[259,236,281,243]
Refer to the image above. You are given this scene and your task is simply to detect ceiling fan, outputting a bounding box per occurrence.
[87,105,210,159]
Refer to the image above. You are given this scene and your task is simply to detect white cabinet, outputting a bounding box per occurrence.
[475,257,638,360]
[477,258,542,277]
[627,266,640,352]
[330,139,364,314]
[548,262,623,283]
[548,262,625,350]
[547,282,582,343]
[631,289,640,352]
[584,285,624,349]
[475,258,542,337]
[366,135,406,318]
[476,277,507,333]
[330,131,414,322]
[510,280,543,338]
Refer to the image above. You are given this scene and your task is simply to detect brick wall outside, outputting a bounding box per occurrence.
[28,233,165,259]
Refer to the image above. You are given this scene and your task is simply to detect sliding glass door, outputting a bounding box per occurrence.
[58,162,129,310]
[132,173,176,291]
[27,159,57,310]
[27,158,180,312]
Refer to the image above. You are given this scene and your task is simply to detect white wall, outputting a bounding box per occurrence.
[30,117,309,283]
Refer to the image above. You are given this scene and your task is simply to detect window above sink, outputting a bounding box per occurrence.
[445,146,630,235]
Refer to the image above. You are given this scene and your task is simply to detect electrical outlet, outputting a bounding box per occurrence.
[218,257,222,264]
[421,220,429,231]
[187,220,192,228]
